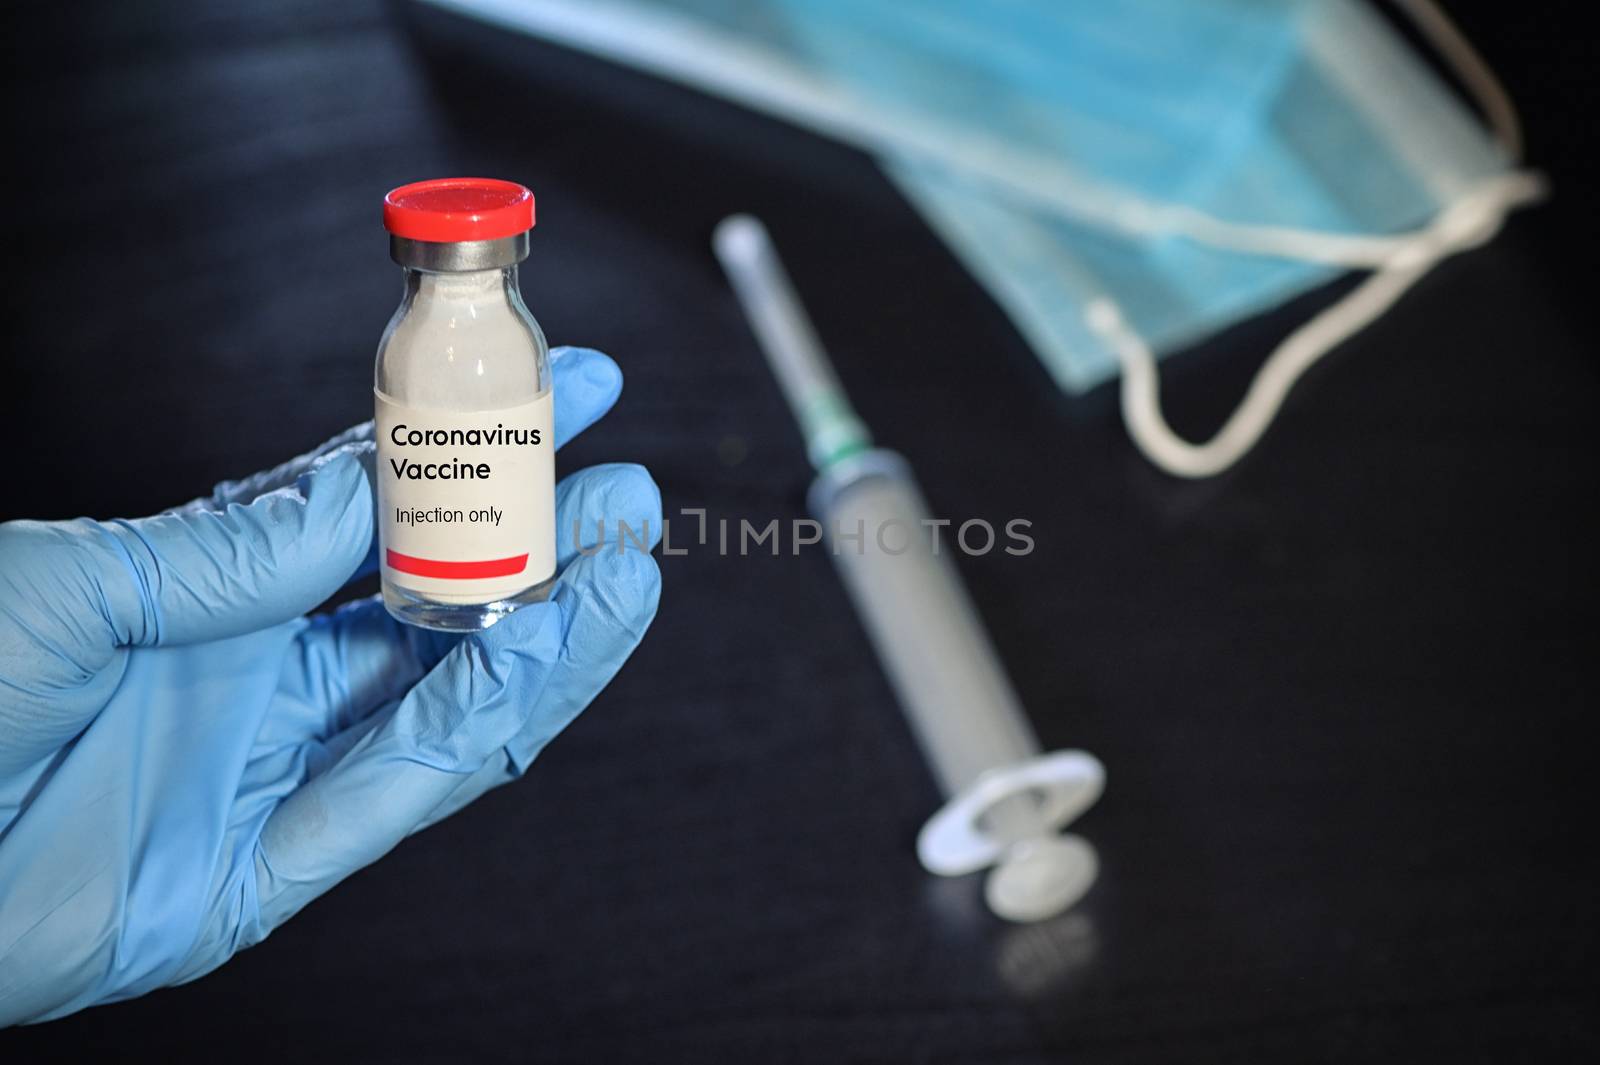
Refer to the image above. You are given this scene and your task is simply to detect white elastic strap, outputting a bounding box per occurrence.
[1090,170,1545,479]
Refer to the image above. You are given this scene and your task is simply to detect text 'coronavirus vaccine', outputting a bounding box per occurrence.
[375,178,555,631]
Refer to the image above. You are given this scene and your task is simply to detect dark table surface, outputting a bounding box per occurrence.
[2,2,1595,1061]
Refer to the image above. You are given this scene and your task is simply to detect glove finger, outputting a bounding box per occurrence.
[556,462,664,561]
[546,346,625,451]
[414,545,661,833]
[192,346,620,513]
[274,463,661,748]
[253,541,658,934]
[411,466,663,829]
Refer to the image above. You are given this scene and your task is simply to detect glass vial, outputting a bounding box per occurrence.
[375,178,555,631]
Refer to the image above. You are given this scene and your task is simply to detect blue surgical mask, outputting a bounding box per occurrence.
[424,0,1543,475]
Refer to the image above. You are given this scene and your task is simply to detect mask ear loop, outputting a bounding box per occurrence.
[1089,170,1545,478]
[1084,0,1545,478]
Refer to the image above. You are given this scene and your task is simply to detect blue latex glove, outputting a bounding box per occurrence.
[0,347,662,1025]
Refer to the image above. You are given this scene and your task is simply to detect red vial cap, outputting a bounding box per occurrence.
[383,178,536,243]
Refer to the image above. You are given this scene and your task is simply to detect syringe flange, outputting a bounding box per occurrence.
[917,749,1105,922]
[918,748,1102,864]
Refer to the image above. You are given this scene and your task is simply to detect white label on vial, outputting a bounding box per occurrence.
[375,391,556,604]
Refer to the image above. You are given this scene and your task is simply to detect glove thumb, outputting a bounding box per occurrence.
[0,445,372,777]
[88,443,373,647]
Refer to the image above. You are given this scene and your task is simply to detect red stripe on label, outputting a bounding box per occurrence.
[386,550,529,579]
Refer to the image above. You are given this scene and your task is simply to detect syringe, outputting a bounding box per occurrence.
[714,215,1105,921]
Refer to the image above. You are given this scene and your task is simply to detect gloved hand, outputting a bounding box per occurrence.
[0,346,662,1026]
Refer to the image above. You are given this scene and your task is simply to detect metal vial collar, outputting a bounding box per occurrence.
[390,232,529,272]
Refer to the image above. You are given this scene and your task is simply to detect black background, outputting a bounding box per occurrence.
[2,2,1594,1061]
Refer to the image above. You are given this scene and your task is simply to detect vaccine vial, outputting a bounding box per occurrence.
[375,178,556,631]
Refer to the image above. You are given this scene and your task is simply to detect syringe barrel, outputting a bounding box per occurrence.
[810,450,1042,799]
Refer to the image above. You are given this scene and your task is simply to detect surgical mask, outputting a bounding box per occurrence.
[421,0,1544,476]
